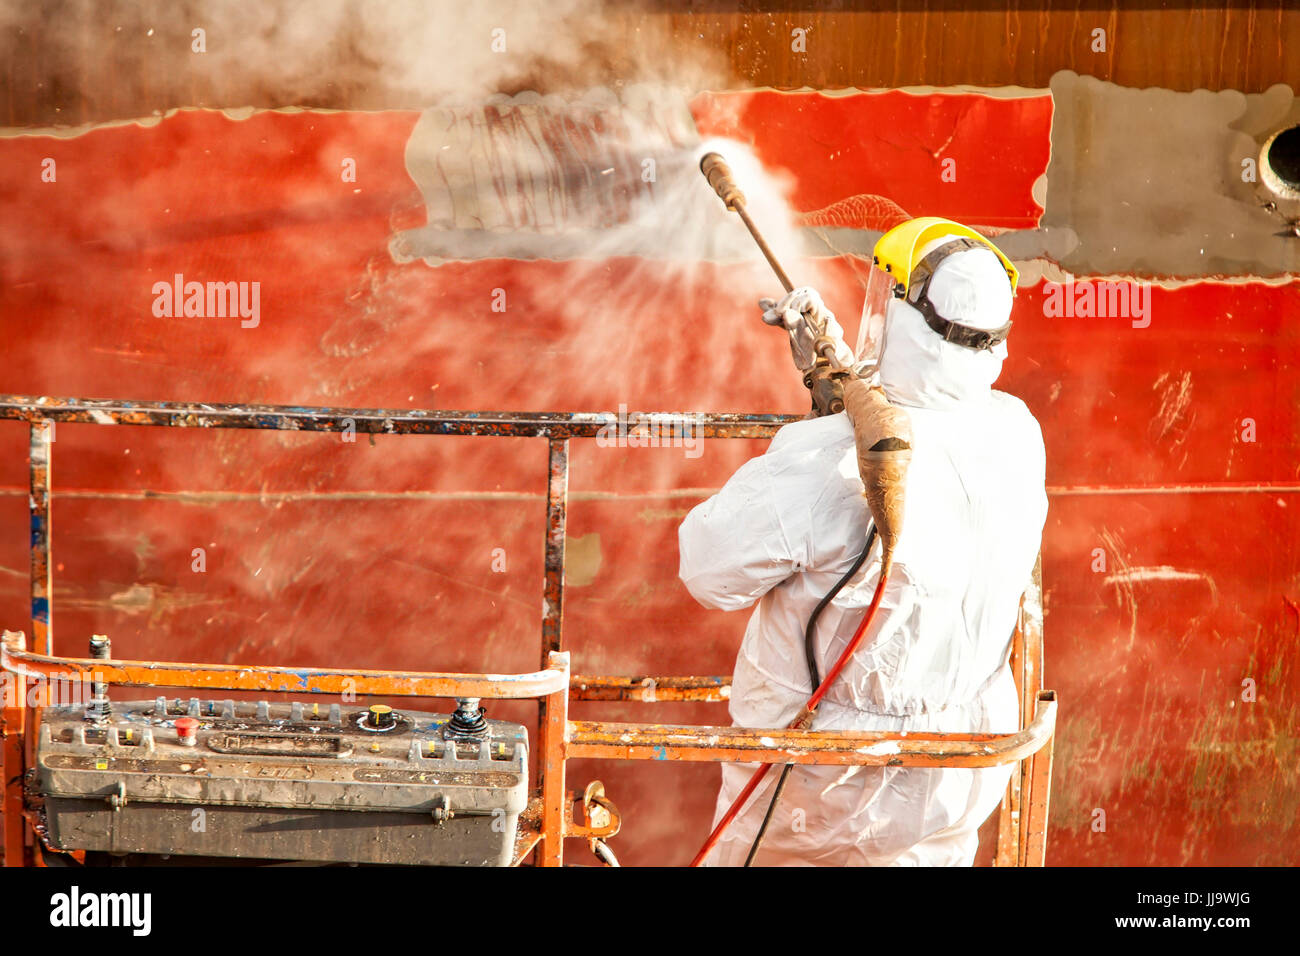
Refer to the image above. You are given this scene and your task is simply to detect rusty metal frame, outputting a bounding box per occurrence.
[0,395,1055,867]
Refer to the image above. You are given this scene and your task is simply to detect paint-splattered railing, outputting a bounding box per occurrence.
[0,395,1054,867]
[1,632,571,699]
[0,395,795,868]
[0,394,795,660]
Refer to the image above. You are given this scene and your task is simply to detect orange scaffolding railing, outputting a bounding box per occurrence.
[0,395,1055,867]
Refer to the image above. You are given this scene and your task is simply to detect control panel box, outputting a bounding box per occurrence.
[35,698,528,866]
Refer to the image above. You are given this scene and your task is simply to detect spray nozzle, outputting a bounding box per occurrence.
[699,152,746,210]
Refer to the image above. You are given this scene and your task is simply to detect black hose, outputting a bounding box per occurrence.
[743,524,877,866]
[744,763,793,866]
[803,524,877,691]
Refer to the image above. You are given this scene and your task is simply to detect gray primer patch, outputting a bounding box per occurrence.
[1041,71,1300,279]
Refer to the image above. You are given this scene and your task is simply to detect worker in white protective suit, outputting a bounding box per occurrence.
[678,218,1047,866]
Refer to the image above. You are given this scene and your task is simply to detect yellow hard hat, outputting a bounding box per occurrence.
[858,216,1018,355]
[872,216,1018,294]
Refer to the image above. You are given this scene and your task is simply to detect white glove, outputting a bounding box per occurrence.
[760,286,827,329]
[759,286,855,371]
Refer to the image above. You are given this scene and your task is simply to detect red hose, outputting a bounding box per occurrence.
[689,563,891,867]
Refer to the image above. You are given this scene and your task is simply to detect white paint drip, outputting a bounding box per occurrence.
[820,764,863,796]
[857,740,902,757]
[1103,566,1209,585]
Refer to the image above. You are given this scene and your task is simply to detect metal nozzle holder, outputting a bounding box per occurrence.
[85,634,111,721]
[443,697,489,740]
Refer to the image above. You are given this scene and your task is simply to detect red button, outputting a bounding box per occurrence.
[175,717,199,742]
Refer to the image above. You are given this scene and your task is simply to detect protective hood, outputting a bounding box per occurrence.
[877,237,1014,410]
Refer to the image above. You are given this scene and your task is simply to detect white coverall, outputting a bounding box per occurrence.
[678,244,1048,866]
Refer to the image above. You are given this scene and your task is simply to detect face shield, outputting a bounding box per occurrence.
[854,261,902,374]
